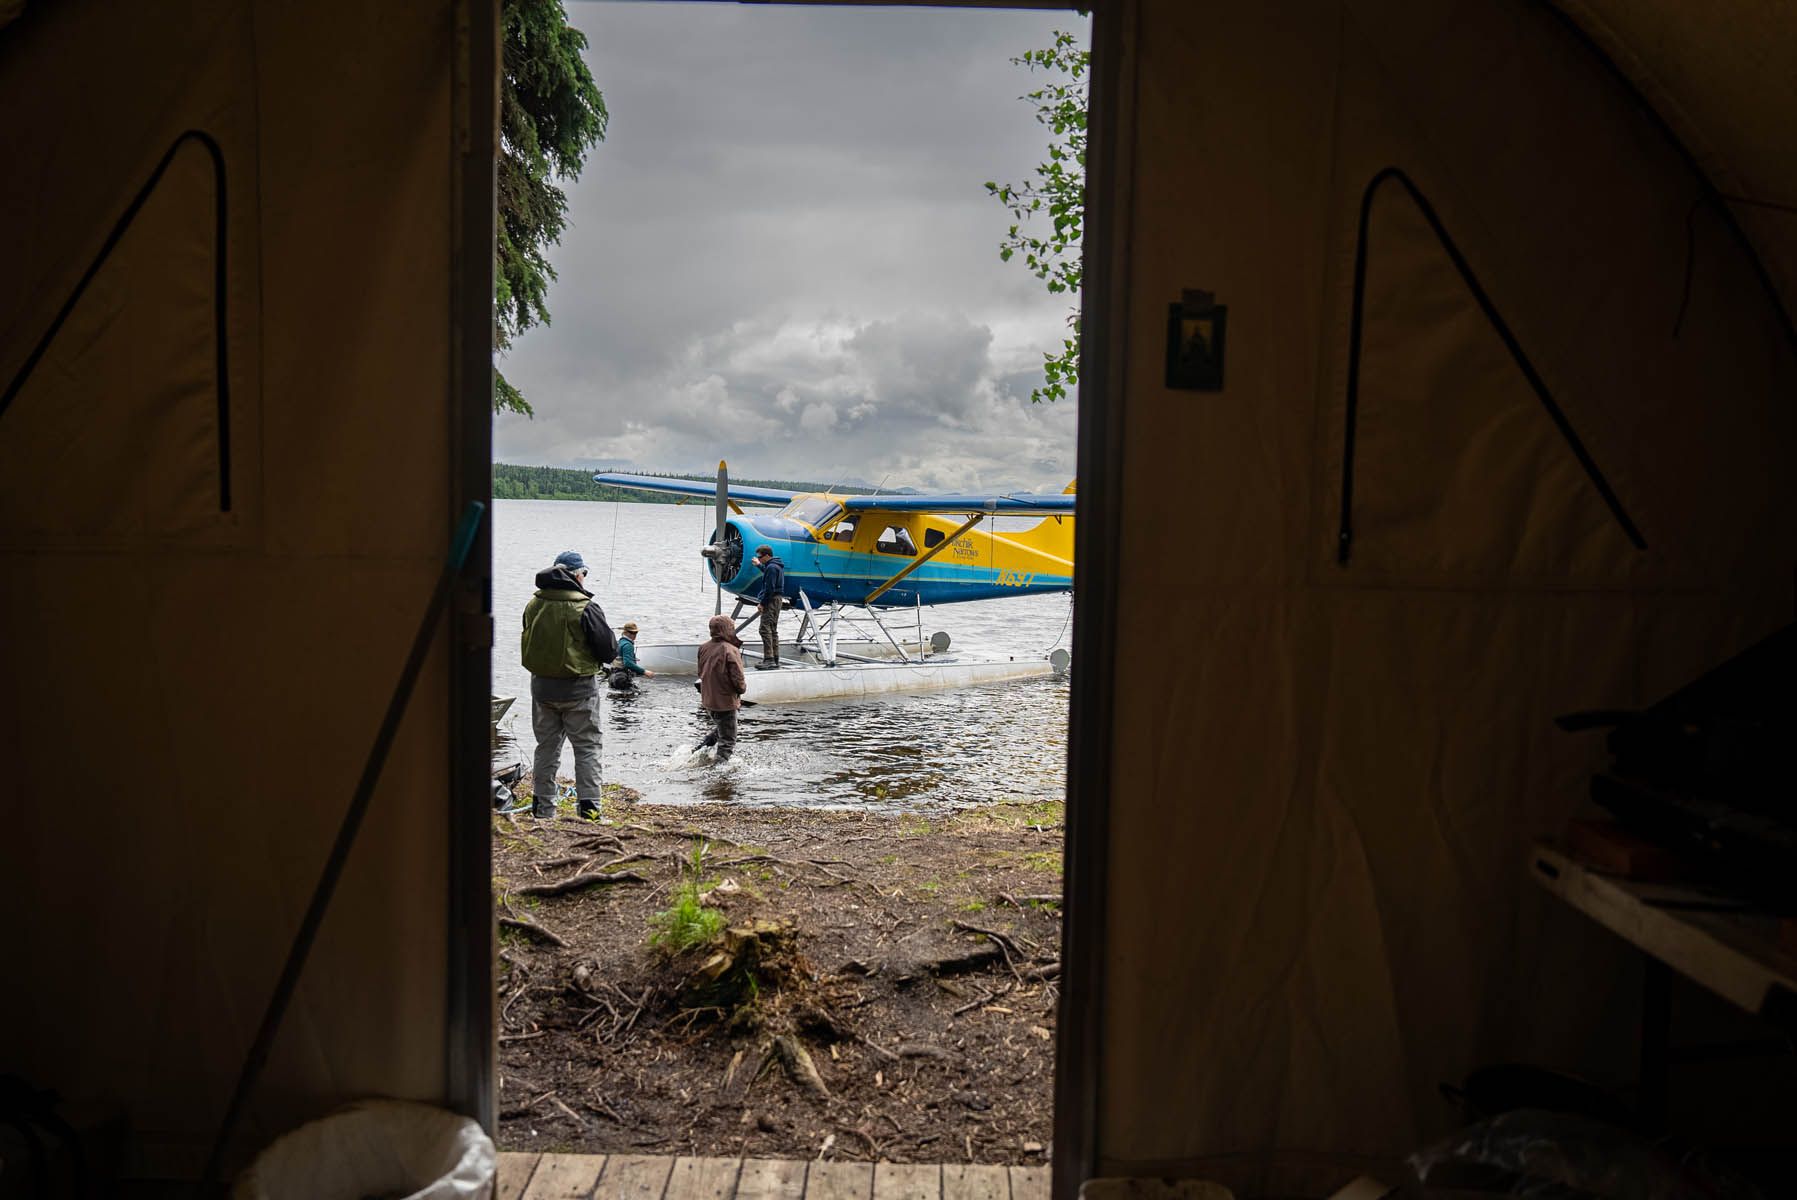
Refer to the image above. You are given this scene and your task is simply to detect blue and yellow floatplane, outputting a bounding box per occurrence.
[591,463,1075,703]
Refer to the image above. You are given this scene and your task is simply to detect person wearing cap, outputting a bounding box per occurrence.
[697,614,748,761]
[520,550,617,821]
[608,621,655,691]
[751,544,786,669]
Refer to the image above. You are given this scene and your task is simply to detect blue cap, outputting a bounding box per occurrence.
[553,550,588,573]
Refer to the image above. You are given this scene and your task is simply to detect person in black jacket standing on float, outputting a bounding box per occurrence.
[751,544,785,669]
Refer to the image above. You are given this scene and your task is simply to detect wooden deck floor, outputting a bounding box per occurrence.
[499,1153,1050,1200]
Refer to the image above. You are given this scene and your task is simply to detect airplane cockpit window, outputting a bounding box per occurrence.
[782,498,842,530]
[831,515,860,543]
[876,525,916,556]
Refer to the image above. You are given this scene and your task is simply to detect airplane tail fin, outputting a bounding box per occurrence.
[1006,479,1076,563]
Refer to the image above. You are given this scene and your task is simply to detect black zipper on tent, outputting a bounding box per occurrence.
[0,129,232,513]
[1337,167,1646,564]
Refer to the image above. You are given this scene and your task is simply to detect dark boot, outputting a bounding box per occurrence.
[531,794,555,819]
[577,800,610,824]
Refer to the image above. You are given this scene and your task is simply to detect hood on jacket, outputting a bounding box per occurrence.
[708,615,742,645]
[534,564,592,595]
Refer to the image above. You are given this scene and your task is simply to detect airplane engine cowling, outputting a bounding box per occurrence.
[707,519,749,590]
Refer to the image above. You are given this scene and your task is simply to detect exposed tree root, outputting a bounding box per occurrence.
[509,868,647,898]
[775,1034,830,1101]
[500,915,567,947]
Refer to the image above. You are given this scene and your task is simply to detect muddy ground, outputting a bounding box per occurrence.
[493,791,1064,1164]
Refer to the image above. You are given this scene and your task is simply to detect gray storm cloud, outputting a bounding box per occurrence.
[493,1,1086,493]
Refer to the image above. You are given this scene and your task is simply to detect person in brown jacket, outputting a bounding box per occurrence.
[696,614,748,761]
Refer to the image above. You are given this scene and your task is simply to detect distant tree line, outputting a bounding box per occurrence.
[492,464,880,502]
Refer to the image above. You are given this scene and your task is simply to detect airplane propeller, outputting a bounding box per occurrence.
[698,459,734,615]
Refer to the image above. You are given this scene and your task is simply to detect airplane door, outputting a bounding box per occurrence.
[818,513,860,599]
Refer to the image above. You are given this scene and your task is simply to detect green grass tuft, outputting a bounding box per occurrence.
[649,840,726,953]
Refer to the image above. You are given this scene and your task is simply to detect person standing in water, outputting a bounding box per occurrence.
[520,550,616,821]
[697,614,747,761]
[608,621,655,691]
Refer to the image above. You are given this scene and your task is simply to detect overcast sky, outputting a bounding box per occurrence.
[493,1,1087,493]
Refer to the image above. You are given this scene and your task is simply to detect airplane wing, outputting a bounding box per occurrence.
[840,491,1076,516]
[592,472,797,507]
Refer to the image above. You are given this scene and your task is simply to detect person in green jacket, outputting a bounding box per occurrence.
[521,550,616,820]
[607,621,655,691]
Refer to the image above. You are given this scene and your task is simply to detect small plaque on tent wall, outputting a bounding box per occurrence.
[1165,289,1226,390]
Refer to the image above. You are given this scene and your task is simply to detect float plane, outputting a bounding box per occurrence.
[589,463,1076,700]
[592,464,1075,609]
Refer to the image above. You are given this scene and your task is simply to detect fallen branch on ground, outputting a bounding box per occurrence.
[585,1094,625,1124]
[998,892,1062,909]
[950,920,1027,957]
[498,1091,553,1120]
[950,920,1029,983]
[952,985,996,1016]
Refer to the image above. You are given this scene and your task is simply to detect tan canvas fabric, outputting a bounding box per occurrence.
[0,0,473,1173]
[1552,0,1797,319]
[0,139,229,539]
[1091,0,1797,1190]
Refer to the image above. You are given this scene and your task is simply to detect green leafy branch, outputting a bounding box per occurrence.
[984,29,1088,405]
[494,0,609,415]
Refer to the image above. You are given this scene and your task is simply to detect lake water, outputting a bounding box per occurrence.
[492,499,1072,811]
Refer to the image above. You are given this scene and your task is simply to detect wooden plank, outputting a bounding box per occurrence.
[737,1159,808,1200]
[665,1156,743,1200]
[873,1162,940,1200]
[1530,844,1797,1015]
[1008,1167,1048,1200]
[498,1152,543,1200]
[941,1165,1007,1200]
[595,1154,676,1200]
[523,1153,608,1200]
[806,1160,874,1200]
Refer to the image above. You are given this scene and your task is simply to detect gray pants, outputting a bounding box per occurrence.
[701,708,738,761]
[759,604,780,662]
[532,692,602,812]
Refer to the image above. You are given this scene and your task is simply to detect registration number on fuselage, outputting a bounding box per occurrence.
[998,570,1036,587]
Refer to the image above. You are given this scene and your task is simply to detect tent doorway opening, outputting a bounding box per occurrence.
[485,0,1088,1167]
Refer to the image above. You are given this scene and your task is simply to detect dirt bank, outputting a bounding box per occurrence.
[493,794,1064,1164]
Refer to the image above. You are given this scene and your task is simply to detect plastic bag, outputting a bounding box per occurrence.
[232,1099,494,1200]
[1408,1109,1761,1199]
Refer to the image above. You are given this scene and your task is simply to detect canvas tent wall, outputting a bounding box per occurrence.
[0,0,494,1176]
[1061,0,1797,1194]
